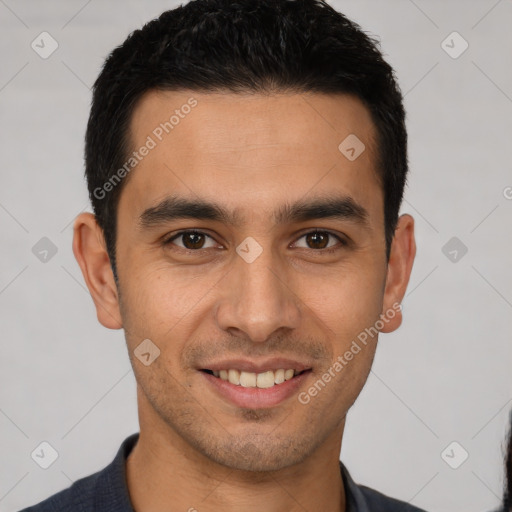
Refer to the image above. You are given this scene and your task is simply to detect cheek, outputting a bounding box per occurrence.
[296,265,384,339]
[120,263,218,348]
[298,339,377,424]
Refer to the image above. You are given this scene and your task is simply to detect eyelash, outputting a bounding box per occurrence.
[162,229,347,254]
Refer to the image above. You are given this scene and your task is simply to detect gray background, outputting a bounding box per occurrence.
[1,1,511,511]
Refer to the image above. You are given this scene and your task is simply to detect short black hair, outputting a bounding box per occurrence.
[504,411,512,511]
[85,0,408,282]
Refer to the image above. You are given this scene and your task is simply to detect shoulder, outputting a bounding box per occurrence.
[18,470,103,511]
[19,433,138,512]
[356,484,428,511]
[341,462,428,512]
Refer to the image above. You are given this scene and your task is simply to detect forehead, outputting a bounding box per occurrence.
[121,90,382,225]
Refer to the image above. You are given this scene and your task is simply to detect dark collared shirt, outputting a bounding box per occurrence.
[20,433,427,511]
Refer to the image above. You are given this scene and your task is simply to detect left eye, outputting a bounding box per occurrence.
[293,231,342,250]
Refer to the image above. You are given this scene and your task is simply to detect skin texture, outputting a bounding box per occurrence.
[73,91,416,512]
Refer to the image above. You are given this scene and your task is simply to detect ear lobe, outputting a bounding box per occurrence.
[72,212,123,330]
[379,214,416,334]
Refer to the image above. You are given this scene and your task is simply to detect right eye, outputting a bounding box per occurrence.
[163,230,222,251]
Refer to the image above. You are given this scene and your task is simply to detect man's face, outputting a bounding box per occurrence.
[100,91,404,471]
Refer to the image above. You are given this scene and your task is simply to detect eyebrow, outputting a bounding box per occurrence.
[138,194,370,230]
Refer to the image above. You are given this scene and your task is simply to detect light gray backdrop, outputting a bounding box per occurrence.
[1,1,511,511]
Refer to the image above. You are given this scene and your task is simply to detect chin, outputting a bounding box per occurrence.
[198,435,313,473]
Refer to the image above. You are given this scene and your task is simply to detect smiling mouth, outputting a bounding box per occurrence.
[201,368,310,389]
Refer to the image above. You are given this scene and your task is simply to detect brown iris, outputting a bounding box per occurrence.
[305,232,330,249]
[182,232,206,249]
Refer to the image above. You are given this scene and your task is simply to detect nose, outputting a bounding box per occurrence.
[214,245,301,343]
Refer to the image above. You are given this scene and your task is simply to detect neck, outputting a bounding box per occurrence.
[126,394,346,512]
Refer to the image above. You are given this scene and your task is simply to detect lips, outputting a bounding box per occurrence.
[199,358,312,408]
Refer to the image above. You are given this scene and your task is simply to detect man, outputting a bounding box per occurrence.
[22,0,422,510]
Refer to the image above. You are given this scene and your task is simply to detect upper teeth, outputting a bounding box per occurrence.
[213,369,296,388]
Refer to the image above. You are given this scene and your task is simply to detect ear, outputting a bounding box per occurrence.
[72,212,123,329]
[379,213,416,333]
